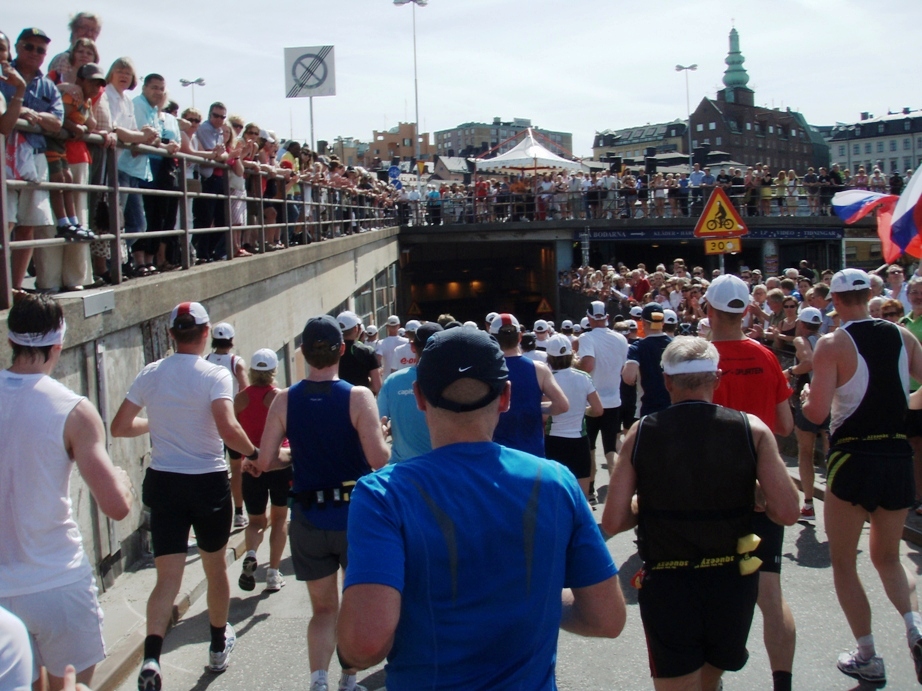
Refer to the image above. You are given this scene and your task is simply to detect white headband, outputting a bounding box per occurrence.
[8,321,66,347]
[663,357,718,375]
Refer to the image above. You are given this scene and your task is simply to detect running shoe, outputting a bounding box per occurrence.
[238,556,257,591]
[836,649,885,686]
[337,684,367,691]
[208,623,236,673]
[233,512,249,528]
[799,504,816,522]
[912,635,922,684]
[137,658,162,690]
[310,681,329,691]
[265,569,286,592]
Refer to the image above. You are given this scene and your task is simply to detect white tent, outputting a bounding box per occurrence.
[474,129,587,173]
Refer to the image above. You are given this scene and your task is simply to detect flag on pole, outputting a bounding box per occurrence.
[890,168,922,255]
[831,189,918,263]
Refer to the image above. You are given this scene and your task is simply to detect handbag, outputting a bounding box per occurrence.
[94,161,111,231]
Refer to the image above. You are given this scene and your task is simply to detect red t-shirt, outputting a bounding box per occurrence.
[711,338,791,430]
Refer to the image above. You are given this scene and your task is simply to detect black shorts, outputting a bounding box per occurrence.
[289,513,348,581]
[545,435,591,480]
[793,398,830,434]
[751,511,784,574]
[142,468,232,556]
[907,408,922,438]
[242,466,293,515]
[586,406,621,455]
[827,445,915,513]
[638,566,758,678]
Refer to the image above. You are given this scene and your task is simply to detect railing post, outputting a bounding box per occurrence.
[0,133,11,310]
[224,172,234,261]
[258,170,266,253]
[107,147,123,284]
[178,157,191,270]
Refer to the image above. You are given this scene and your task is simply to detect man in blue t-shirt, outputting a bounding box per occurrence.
[378,322,443,462]
[622,303,673,416]
[337,327,625,690]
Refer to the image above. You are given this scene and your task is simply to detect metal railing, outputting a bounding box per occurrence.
[1,122,396,309]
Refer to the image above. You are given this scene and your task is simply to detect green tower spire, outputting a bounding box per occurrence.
[722,27,750,89]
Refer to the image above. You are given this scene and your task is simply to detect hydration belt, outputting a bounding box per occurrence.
[289,481,357,509]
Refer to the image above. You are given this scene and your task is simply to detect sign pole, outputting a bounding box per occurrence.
[309,97,315,151]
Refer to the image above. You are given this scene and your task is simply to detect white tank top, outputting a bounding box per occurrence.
[0,370,91,597]
[205,352,240,394]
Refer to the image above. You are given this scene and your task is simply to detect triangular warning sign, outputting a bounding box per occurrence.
[407,301,422,316]
[536,298,553,314]
[693,188,748,238]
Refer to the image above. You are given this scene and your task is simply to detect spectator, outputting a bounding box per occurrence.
[192,101,231,262]
[47,37,98,85]
[47,11,102,85]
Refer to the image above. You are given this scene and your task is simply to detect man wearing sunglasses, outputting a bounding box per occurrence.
[0,28,63,291]
[192,101,229,262]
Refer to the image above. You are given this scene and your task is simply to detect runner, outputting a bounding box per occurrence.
[112,302,260,689]
[336,311,381,394]
[375,315,407,380]
[621,303,672,416]
[246,315,388,691]
[802,268,922,687]
[235,349,291,594]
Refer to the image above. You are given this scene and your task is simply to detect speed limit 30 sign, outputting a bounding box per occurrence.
[704,238,742,255]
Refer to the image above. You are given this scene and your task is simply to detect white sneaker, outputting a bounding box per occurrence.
[309,681,329,691]
[137,658,162,690]
[338,684,367,691]
[836,649,885,685]
[233,513,248,528]
[208,623,236,673]
[265,569,286,592]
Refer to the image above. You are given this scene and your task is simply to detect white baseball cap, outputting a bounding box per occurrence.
[663,309,678,325]
[545,334,572,356]
[170,302,209,329]
[386,315,401,326]
[830,268,871,293]
[490,313,521,334]
[365,325,378,337]
[212,322,235,340]
[587,301,607,319]
[580,317,591,330]
[629,305,644,319]
[705,274,751,313]
[337,311,362,331]
[797,307,823,325]
[251,348,278,371]
[485,311,499,325]
[405,319,421,332]
[561,319,574,331]
[534,319,549,333]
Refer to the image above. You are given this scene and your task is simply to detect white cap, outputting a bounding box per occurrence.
[212,322,235,340]
[572,323,582,333]
[629,305,643,318]
[386,315,401,326]
[561,319,574,331]
[587,301,607,319]
[626,319,638,330]
[705,274,751,313]
[485,311,499,325]
[580,317,591,330]
[463,320,478,328]
[797,307,823,325]
[830,268,871,293]
[398,327,406,337]
[490,313,520,334]
[337,311,362,331]
[405,319,421,332]
[663,309,678,325]
[251,348,278,371]
[697,318,711,337]
[545,334,572,356]
[534,319,549,333]
[365,325,378,337]
[170,302,209,329]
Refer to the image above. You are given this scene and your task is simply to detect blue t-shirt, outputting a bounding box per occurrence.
[493,355,545,457]
[0,62,63,153]
[345,441,617,690]
[377,367,431,463]
[627,333,672,416]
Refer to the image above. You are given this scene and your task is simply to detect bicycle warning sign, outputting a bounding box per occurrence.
[693,187,748,238]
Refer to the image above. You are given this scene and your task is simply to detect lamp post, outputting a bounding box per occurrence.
[179,77,205,108]
[675,64,697,173]
[394,0,427,198]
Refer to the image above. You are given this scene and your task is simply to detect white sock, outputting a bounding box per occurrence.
[246,549,256,560]
[857,634,876,660]
[339,672,356,691]
[904,612,922,641]
[69,216,80,225]
[267,568,279,577]
[57,218,70,227]
[310,670,327,685]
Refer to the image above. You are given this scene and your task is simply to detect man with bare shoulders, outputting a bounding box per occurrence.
[803,268,922,687]
[246,315,389,691]
[1,294,132,691]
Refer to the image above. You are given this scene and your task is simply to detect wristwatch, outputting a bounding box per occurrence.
[246,448,259,461]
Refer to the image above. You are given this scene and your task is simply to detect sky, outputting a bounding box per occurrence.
[7,1,920,157]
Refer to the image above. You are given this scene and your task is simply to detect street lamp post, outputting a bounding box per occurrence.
[675,64,697,173]
[179,77,205,109]
[394,0,427,200]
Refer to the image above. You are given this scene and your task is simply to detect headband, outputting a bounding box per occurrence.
[662,357,718,375]
[8,321,66,347]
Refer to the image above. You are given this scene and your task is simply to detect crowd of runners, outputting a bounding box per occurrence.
[5,254,922,690]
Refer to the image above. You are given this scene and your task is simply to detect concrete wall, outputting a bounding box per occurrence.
[1,229,399,589]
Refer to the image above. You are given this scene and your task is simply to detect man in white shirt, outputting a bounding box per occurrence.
[112,302,259,689]
[375,315,408,380]
[1,294,132,690]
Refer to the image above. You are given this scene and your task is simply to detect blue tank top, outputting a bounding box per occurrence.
[493,356,545,457]
[287,379,369,530]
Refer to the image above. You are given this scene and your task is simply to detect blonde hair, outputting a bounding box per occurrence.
[106,57,137,90]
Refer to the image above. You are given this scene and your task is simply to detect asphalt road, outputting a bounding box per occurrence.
[117,487,922,691]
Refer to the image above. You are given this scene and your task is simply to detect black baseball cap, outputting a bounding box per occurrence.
[417,327,508,413]
[77,62,106,83]
[414,322,443,349]
[17,28,51,43]
[301,315,342,350]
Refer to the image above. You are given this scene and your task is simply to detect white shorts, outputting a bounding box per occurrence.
[6,154,54,227]
[0,574,106,679]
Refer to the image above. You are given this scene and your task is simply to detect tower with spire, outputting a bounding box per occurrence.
[719,27,754,107]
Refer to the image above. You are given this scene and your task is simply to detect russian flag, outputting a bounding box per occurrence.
[832,189,919,263]
[832,190,898,224]
[891,169,922,254]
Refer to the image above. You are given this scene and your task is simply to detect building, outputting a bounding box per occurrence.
[688,28,829,173]
[828,109,922,174]
[592,120,688,162]
[370,122,436,164]
[434,118,573,160]
[329,137,370,168]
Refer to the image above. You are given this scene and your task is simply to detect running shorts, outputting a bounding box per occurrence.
[242,466,293,515]
[586,406,621,455]
[289,513,348,582]
[826,445,914,513]
[142,468,232,555]
[544,434,592,480]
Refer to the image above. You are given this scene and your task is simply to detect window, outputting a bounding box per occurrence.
[890,140,898,151]
[845,245,857,258]
[791,128,797,137]
[696,124,704,132]
[906,158,913,170]
[402,138,411,146]
[746,122,752,131]
[768,125,774,134]
[878,124,886,134]
[703,138,710,145]
[906,121,913,131]
[839,145,846,156]
[905,138,912,150]
[691,140,698,148]
[891,160,899,172]
[865,143,872,154]
[853,144,860,155]
[877,141,884,153]
[870,243,881,256]
[716,136,722,145]
[670,129,676,137]
[708,122,716,130]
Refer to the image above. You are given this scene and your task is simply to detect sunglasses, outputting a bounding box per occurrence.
[21,43,47,55]
[210,113,226,120]
[245,130,259,137]
[187,117,201,124]
[783,304,798,309]
[231,123,243,129]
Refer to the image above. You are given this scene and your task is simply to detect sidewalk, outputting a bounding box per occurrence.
[92,456,922,691]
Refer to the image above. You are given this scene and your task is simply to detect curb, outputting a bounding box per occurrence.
[94,530,248,691]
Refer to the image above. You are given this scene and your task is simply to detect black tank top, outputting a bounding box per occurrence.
[632,401,756,566]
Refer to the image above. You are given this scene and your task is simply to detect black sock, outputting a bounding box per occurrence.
[143,635,163,662]
[772,670,792,691]
[234,506,243,516]
[210,625,226,652]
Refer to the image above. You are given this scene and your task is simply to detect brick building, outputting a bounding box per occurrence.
[434,118,572,159]
[370,122,436,164]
